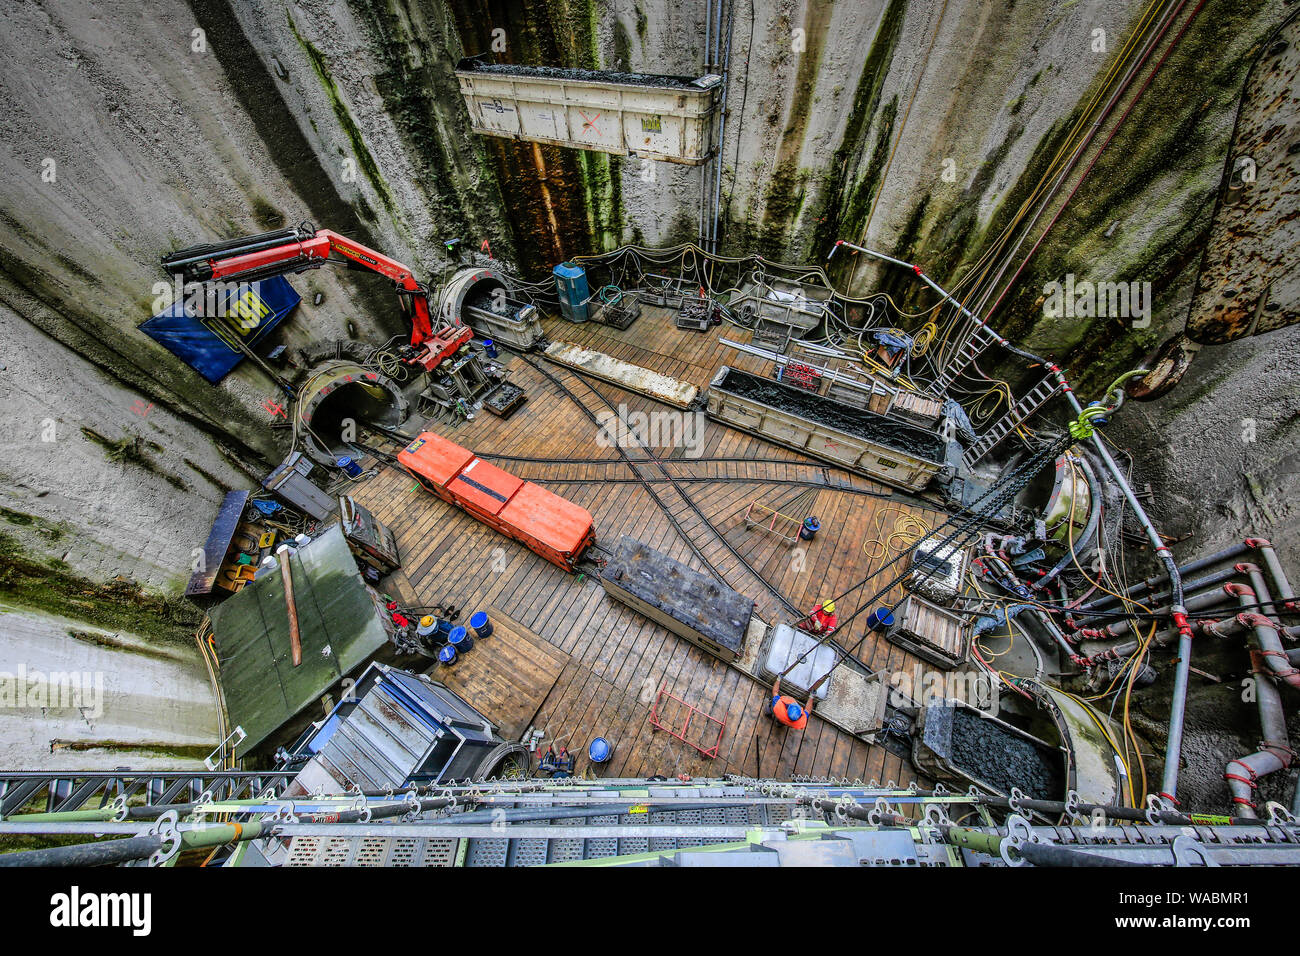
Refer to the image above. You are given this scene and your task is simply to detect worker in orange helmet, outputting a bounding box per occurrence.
[807,599,838,635]
[767,678,812,730]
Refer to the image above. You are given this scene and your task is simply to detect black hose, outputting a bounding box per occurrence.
[1015,840,1144,867]
[0,835,164,868]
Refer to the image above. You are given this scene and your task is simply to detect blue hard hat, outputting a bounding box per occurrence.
[786,703,803,722]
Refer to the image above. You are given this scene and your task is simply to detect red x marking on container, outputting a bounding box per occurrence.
[578,110,602,135]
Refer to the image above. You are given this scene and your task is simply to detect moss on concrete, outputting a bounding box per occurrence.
[80,428,188,492]
[291,18,400,223]
[0,531,201,647]
[897,0,1274,395]
[811,0,907,259]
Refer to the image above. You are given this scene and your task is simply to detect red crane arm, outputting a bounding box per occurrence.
[165,225,435,346]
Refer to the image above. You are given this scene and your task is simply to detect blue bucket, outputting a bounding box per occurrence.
[437,644,458,666]
[865,607,895,632]
[588,737,613,763]
[448,625,474,652]
[469,611,493,639]
[484,339,498,359]
[337,456,362,478]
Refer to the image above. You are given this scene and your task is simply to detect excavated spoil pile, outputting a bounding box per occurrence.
[483,382,525,416]
[714,367,944,461]
[600,535,751,662]
[465,287,530,320]
[923,705,1063,800]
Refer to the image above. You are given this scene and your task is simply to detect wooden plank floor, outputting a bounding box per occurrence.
[434,607,567,741]
[349,308,950,783]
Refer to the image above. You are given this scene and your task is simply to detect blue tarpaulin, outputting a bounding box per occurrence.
[873,330,913,355]
[140,276,300,383]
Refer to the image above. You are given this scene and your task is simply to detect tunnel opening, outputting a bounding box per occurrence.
[439,266,545,350]
[295,363,409,465]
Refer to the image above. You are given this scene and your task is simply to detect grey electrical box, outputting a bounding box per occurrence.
[263,451,336,521]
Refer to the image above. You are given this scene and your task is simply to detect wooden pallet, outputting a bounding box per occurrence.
[885,594,968,669]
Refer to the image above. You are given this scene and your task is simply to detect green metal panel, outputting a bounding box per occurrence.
[210,524,390,755]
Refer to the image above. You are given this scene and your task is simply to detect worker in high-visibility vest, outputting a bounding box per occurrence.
[767,678,812,730]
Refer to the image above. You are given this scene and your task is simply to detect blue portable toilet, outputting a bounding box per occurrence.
[553,262,590,323]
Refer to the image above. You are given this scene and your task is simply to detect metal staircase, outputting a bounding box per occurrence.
[962,375,1063,469]
[933,320,1007,393]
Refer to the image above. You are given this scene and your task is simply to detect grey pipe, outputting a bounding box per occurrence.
[1098,566,1241,616]
[1079,541,1252,612]
[0,834,163,867]
[1228,583,1300,690]
[709,0,734,252]
[1249,537,1297,611]
[1244,564,1278,618]
[1225,672,1291,818]
[1079,585,1233,642]
[426,801,738,827]
[1224,582,1295,818]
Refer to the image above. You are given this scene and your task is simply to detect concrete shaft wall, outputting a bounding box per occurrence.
[0,2,1294,631]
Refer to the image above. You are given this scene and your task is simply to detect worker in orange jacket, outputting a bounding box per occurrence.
[767,678,812,730]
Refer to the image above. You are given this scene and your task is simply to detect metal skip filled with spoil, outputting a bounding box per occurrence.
[398,431,596,571]
[705,366,946,491]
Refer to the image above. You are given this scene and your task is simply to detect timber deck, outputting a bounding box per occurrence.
[349,306,954,784]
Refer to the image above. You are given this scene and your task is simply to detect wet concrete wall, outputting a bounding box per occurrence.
[0,0,1294,596]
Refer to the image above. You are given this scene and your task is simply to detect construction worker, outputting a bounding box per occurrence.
[807,600,838,635]
[767,678,810,730]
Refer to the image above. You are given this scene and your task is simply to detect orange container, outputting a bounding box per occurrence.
[399,431,595,570]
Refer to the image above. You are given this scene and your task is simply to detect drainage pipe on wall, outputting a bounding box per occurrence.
[1078,544,1251,612]
[1225,649,1293,818]
[709,0,735,253]
[1248,537,1298,612]
[1075,585,1234,643]
[1082,537,1296,615]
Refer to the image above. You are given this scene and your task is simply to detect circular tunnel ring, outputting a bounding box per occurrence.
[295,362,409,466]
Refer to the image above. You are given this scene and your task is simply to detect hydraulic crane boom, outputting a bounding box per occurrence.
[161,222,436,346]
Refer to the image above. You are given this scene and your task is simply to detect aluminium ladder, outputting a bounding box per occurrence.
[961,374,1063,469]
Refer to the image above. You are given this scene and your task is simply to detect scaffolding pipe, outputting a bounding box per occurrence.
[0,835,164,867]
[1013,839,1145,867]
